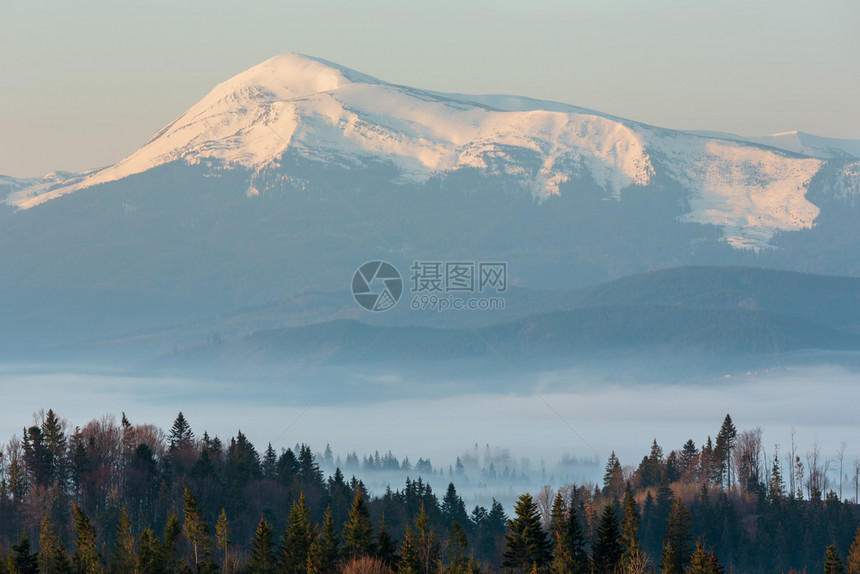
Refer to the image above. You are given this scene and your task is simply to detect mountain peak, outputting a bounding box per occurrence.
[6,54,855,254]
[207,53,381,102]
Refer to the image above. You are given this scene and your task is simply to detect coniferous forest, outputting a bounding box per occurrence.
[0,409,858,573]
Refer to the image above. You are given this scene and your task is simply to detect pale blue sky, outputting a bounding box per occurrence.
[1,0,858,177]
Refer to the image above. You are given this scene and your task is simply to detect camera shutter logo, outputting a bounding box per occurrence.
[352,261,403,312]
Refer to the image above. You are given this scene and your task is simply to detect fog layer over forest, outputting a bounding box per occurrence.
[2,360,857,510]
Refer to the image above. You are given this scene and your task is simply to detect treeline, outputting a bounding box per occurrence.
[0,409,858,573]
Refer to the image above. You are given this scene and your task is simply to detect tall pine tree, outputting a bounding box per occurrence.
[342,490,376,560]
[620,485,641,564]
[592,504,622,574]
[247,517,276,574]
[825,545,846,574]
[660,498,693,574]
[39,515,72,574]
[847,524,860,574]
[182,488,213,571]
[109,507,135,574]
[502,493,551,572]
[279,493,316,573]
[72,504,101,574]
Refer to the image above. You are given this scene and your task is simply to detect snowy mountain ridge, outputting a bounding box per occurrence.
[4,53,858,249]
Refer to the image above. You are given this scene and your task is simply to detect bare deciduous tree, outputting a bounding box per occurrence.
[734,428,764,494]
[535,484,555,530]
[836,442,847,501]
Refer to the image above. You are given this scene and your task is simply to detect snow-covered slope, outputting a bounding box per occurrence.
[5,53,853,249]
[688,130,860,159]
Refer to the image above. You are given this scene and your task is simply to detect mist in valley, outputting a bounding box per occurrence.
[2,355,858,511]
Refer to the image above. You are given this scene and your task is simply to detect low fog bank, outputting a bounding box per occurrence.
[1,359,858,509]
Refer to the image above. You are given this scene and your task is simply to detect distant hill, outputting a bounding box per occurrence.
[149,267,860,375]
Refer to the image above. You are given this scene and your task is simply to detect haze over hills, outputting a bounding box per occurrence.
[138,266,860,381]
[2,54,860,357]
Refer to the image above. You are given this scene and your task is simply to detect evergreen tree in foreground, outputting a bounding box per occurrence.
[688,541,724,574]
[315,506,341,573]
[342,490,376,561]
[376,513,397,567]
[135,529,163,574]
[279,493,316,573]
[397,526,419,574]
[444,522,471,574]
[183,488,214,571]
[72,504,101,574]
[412,504,442,574]
[163,512,183,572]
[10,535,40,574]
[847,524,860,574]
[247,516,276,574]
[110,507,135,574]
[502,493,552,572]
[592,503,622,574]
[620,484,641,564]
[660,498,693,574]
[39,515,72,574]
[215,508,232,573]
[825,544,846,574]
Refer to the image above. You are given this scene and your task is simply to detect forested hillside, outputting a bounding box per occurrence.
[0,410,858,573]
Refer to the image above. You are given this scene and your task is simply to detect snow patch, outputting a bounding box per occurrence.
[668,139,823,249]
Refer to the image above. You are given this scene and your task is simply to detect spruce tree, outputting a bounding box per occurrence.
[549,492,572,574]
[848,524,860,574]
[169,412,194,451]
[316,507,340,574]
[109,507,135,574]
[444,522,470,574]
[619,485,641,563]
[262,443,278,480]
[688,541,724,574]
[41,409,67,486]
[549,491,588,574]
[182,488,213,571]
[441,483,469,527]
[603,452,623,497]
[376,514,397,567]
[680,439,698,477]
[39,515,72,574]
[247,517,276,574]
[342,490,376,560]
[825,545,846,574]
[72,504,101,574]
[592,504,622,574]
[660,498,692,574]
[279,493,316,573]
[568,496,590,574]
[162,511,182,572]
[715,415,737,489]
[767,448,785,503]
[397,526,419,574]
[215,508,232,573]
[502,493,551,571]
[412,504,442,574]
[135,529,163,574]
[10,535,39,574]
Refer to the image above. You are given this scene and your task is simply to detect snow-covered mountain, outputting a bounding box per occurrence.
[5,54,858,250]
[688,130,860,160]
[3,54,860,349]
